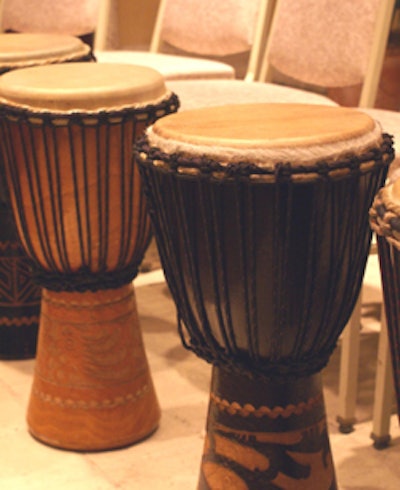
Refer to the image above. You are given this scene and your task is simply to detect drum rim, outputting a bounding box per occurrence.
[0,92,180,125]
[136,132,394,184]
[370,182,400,250]
[0,34,92,73]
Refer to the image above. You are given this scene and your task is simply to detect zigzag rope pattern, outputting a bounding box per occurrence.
[0,315,39,327]
[210,392,323,419]
[32,384,149,410]
[42,290,133,308]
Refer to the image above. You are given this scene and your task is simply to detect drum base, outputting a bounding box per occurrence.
[198,366,337,490]
[27,283,160,451]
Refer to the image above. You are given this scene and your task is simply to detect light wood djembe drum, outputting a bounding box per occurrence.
[370,179,400,419]
[136,104,393,489]
[0,62,179,450]
[0,33,93,359]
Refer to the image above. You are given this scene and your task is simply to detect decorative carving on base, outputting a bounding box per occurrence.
[27,283,160,451]
[198,367,337,490]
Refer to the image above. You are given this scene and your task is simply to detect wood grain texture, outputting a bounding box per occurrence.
[198,368,337,490]
[27,283,160,451]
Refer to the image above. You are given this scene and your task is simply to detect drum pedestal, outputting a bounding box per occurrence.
[198,367,337,490]
[27,283,160,451]
[0,204,41,359]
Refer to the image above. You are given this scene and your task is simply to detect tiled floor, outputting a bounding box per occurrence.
[1,255,400,489]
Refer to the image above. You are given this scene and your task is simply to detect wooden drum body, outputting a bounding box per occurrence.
[0,33,93,359]
[0,63,179,450]
[136,104,393,489]
[370,180,400,418]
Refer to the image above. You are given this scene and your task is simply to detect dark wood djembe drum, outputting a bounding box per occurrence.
[135,104,393,489]
[370,179,400,420]
[0,62,179,450]
[0,33,93,359]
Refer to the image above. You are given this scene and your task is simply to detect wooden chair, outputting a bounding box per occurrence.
[94,0,276,81]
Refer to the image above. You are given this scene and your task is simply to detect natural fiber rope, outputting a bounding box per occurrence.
[0,92,179,292]
[136,132,394,184]
[370,187,400,251]
[137,130,393,381]
[0,91,179,122]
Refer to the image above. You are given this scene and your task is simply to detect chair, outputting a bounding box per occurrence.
[0,0,100,45]
[94,0,276,81]
[258,0,394,107]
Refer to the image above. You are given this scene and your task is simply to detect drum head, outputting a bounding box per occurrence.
[0,33,90,67]
[148,103,380,166]
[0,62,169,112]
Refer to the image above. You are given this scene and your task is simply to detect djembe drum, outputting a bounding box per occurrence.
[0,33,93,359]
[370,180,400,419]
[136,104,393,489]
[0,62,179,450]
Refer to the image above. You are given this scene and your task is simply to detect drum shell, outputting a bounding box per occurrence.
[1,112,151,282]
[139,160,388,378]
[0,35,93,356]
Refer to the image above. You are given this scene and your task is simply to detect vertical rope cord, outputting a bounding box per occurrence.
[0,94,178,291]
[0,121,34,257]
[117,118,128,268]
[95,122,104,269]
[314,167,384,354]
[378,236,400,404]
[175,177,217,352]
[292,184,319,359]
[140,164,199,346]
[280,180,294,357]
[334,175,370,326]
[211,182,237,354]
[50,123,70,271]
[81,122,92,269]
[135,138,394,379]
[134,122,152,268]
[247,183,258,363]
[392,250,400,410]
[307,180,346,354]
[102,122,111,268]
[68,122,86,269]
[331,171,378,332]
[271,175,283,360]
[311,177,360,353]
[41,123,62,270]
[197,178,233,353]
[309,179,350,354]
[24,122,56,269]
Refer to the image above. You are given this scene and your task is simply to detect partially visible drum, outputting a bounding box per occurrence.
[136,104,393,489]
[0,33,93,359]
[370,180,400,418]
[0,62,179,450]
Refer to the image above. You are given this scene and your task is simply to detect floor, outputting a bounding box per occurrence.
[1,253,400,489]
[2,26,400,490]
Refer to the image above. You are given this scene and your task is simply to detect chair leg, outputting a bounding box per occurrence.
[336,293,362,433]
[371,309,395,449]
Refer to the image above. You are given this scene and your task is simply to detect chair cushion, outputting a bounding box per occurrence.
[95,51,235,80]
